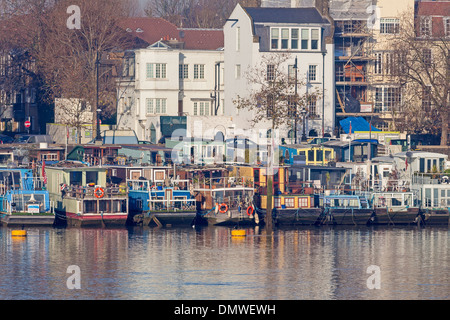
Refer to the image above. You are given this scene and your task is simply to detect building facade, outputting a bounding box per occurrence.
[223,4,336,143]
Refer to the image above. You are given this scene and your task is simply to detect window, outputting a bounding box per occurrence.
[422,49,432,67]
[146,63,166,79]
[311,29,319,50]
[383,87,401,111]
[422,86,432,112]
[385,52,393,75]
[271,27,319,51]
[308,95,317,116]
[380,18,399,34]
[287,95,296,116]
[298,197,308,208]
[266,95,274,118]
[274,197,281,208]
[308,65,317,81]
[374,52,382,74]
[194,64,204,79]
[375,87,402,112]
[445,18,450,37]
[193,102,210,116]
[146,98,166,114]
[281,28,289,49]
[271,28,279,49]
[235,64,241,79]
[146,98,153,114]
[288,65,296,83]
[420,16,431,37]
[236,27,240,51]
[179,64,188,79]
[301,29,309,49]
[267,65,275,81]
[285,198,295,208]
[291,28,299,49]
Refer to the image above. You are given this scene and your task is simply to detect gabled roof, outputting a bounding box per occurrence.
[243,7,329,25]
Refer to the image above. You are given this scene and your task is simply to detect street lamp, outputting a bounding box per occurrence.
[95,50,102,142]
[301,107,307,142]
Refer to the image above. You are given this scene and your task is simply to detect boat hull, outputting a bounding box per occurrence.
[373,208,421,225]
[56,211,128,227]
[144,211,197,227]
[0,213,55,226]
[199,209,263,226]
[274,208,322,226]
[323,209,374,226]
[421,209,450,226]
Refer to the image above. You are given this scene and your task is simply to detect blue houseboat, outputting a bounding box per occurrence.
[0,168,53,226]
[322,194,374,225]
[127,179,197,227]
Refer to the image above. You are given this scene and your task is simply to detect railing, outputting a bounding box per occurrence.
[148,198,196,211]
[63,185,127,199]
[192,176,254,190]
[412,173,450,185]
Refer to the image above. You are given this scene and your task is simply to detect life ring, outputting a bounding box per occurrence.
[246,206,254,216]
[94,187,105,198]
[218,203,228,214]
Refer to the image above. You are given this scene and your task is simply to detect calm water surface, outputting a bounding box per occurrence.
[0,225,448,300]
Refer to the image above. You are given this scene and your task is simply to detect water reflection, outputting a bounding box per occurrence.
[0,226,448,300]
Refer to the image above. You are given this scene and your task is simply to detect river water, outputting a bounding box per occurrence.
[0,225,448,300]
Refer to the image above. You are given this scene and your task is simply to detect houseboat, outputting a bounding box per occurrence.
[0,168,53,226]
[371,192,422,225]
[46,162,128,227]
[322,194,374,225]
[187,166,262,226]
[127,179,197,227]
[271,193,322,226]
[412,173,450,226]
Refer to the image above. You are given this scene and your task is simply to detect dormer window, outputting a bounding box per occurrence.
[136,28,143,33]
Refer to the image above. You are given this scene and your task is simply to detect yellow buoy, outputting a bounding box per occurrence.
[11,230,27,237]
[231,229,246,237]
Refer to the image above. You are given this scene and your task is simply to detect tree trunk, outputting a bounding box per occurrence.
[440,107,449,146]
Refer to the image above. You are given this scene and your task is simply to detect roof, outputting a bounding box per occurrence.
[243,7,329,24]
[339,117,380,134]
[120,17,224,50]
[417,1,450,17]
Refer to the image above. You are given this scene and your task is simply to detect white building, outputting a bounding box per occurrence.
[116,18,228,144]
[223,4,335,143]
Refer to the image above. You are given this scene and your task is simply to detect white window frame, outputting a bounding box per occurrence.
[194,64,205,79]
[308,65,317,82]
[146,63,166,79]
[270,27,321,51]
[380,18,399,34]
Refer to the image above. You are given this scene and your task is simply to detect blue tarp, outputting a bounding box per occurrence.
[339,117,380,134]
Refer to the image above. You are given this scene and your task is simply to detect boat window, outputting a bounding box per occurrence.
[86,171,98,185]
[391,197,402,206]
[433,188,439,207]
[316,150,323,162]
[404,194,412,206]
[425,188,432,207]
[308,150,314,162]
[70,171,82,186]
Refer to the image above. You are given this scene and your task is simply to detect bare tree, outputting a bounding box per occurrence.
[144,0,259,28]
[233,53,322,230]
[233,53,322,134]
[391,10,450,145]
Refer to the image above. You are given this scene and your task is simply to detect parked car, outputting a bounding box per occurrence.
[14,134,55,144]
[0,134,14,144]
